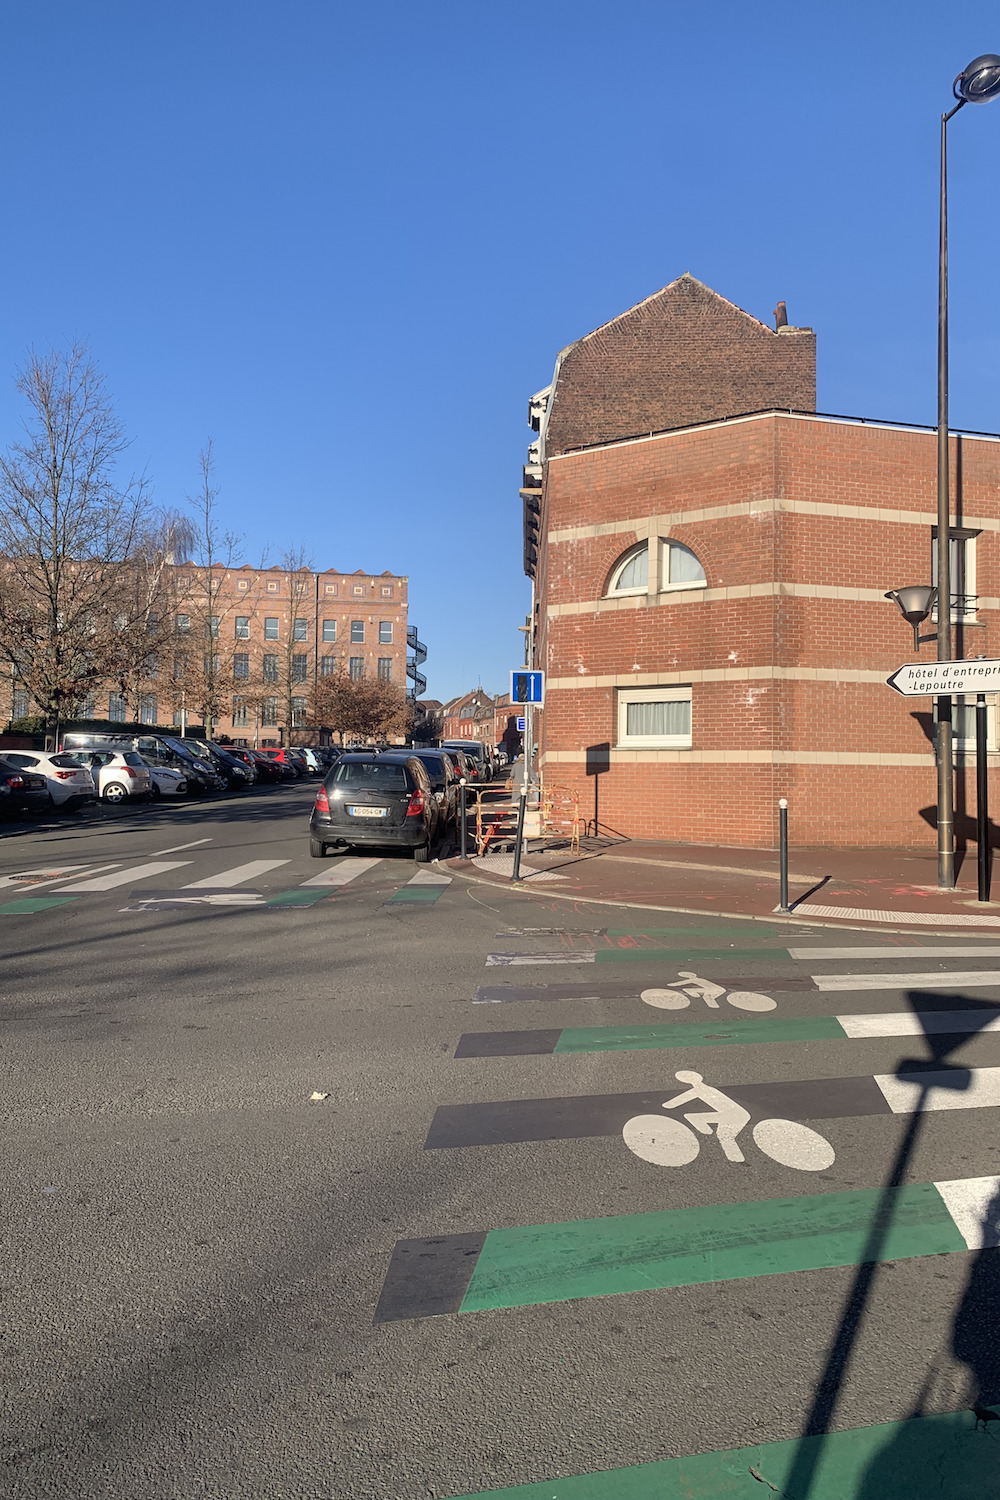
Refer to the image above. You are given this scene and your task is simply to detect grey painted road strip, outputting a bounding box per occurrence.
[51,861,192,891]
[424,1075,894,1149]
[183,859,289,888]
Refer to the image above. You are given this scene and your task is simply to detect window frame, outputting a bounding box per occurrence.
[235,615,250,639]
[606,543,649,597]
[659,539,708,593]
[931,527,980,622]
[264,617,279,641]
[378,621,393,644]
[350,620,365,643]
[322,619,337,643]
[616,684,693,749]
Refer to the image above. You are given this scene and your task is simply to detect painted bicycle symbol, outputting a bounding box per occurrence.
[640,971,777,1013]
[622,1070,836,1172]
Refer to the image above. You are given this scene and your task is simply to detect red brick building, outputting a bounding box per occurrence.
[524,274,1000,849]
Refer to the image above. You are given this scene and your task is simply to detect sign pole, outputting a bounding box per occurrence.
[936,105,955,890]
[977,692,990,902]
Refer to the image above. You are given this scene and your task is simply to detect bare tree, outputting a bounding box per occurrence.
[0,344,158,741]
[168,442,245,732]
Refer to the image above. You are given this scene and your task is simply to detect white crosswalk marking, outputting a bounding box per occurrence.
[52,862,191,892]
[0,865,102,891]
[838,1009,1000,1038]
[815,969,1000,991]
[299,858,382,887]
[935,1176,1000,1249]
[876,1066,1000,1114]
[790,945,1000,960]
[408,869,451,886]
[182,860,289,889]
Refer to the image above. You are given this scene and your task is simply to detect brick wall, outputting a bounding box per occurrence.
[542,274,815,458]
[534,412,1000,849]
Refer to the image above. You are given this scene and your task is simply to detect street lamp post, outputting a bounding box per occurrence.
[935,54,1000,889]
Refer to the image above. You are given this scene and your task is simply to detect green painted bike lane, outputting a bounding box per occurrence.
[445,1409,991,1498]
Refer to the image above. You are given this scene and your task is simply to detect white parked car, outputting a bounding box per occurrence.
[1,751,96,808]
[142,760,188,798]
[80,750,152,803]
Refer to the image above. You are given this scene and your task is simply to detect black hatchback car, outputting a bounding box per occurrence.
[0,757,49,817]
[309,752,438,861]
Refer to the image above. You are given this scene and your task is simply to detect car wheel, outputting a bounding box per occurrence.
[310,837,326,859]
[102,783,127,802]
[413,840,431,863]
[149,782,161,800]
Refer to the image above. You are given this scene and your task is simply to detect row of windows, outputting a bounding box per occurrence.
[171,654,394,682]
[176,616,395,642]
[177,577,396,600]
[606,533,981,617]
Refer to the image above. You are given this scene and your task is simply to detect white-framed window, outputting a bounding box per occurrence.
[232,696,249,727]
[235,615,250,639]
[931,528,979,620]
[659,539,707,591]
[109,692,128,723]
[11,687,30,720]
[606,540,706,597]
[935,695,997,752]
[139,695,158,725]
[617,685,692,748]
[607,544,649,596]
[322,619,336,642]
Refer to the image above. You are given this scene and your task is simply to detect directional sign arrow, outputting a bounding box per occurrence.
[886,660,1000,696]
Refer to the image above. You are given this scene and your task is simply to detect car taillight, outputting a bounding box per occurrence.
[7,775,23,790]
[405,788,425,816]
[314,785,330,813]
[124,767,136,778]
[54,770,76,779]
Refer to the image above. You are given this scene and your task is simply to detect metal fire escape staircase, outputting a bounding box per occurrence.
[406,626,427,700]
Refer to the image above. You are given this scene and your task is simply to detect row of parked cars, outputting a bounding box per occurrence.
[308,740,509,862]
[0,730,343,818]
[0,729,509,822]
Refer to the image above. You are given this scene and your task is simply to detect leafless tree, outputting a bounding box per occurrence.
[0,343,159,742]
[168,441,247,732]
[277,544,314,741]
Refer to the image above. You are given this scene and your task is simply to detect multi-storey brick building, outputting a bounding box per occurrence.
[7,564,410,746]
[524,273,1000,849]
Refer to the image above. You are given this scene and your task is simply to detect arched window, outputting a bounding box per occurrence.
[606,539,706,597]
[607,544,649,596]
[660,540,706,590]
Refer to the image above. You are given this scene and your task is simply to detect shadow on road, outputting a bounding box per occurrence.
[784,987,1000,1497]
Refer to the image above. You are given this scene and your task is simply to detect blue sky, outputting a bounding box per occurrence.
[2,3,999,701]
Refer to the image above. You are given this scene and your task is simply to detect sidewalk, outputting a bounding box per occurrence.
[442,836,1000,930]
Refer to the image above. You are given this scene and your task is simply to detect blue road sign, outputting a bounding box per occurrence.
[510,670,544,706]
[516,716,526,732]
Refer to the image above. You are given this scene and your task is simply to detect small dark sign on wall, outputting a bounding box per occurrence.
[586,742,611,778]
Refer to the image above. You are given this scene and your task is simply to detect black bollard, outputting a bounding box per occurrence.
[978,693,990,903]
[459,778,468,860]
[511,786,527,882]
[777,798,790,913]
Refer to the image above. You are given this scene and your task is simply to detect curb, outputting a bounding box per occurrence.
[432,859,1000,939]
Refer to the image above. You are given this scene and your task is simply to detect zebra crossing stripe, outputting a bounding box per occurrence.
[51,861,191,891]
[789,944,1000,959]
[455,1007,1000,1057]
[299,857,383,887]
[386,869,452,905]
[374,1174,997,1323]
[815,969,1000,991]
[440,1409,991,1498]
[183,859,289,888]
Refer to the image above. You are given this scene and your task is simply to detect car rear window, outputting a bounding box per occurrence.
[50,754,84,768]
[124,752,146,767]
[333,761,411,790]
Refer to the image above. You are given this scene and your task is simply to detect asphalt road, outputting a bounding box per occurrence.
[2,784,1000,1498]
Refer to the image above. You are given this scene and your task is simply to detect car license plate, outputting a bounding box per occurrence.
[348,805,387,818]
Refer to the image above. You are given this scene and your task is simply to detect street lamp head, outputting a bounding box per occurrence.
[955,54,1000,104]
[885,585,937,626]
